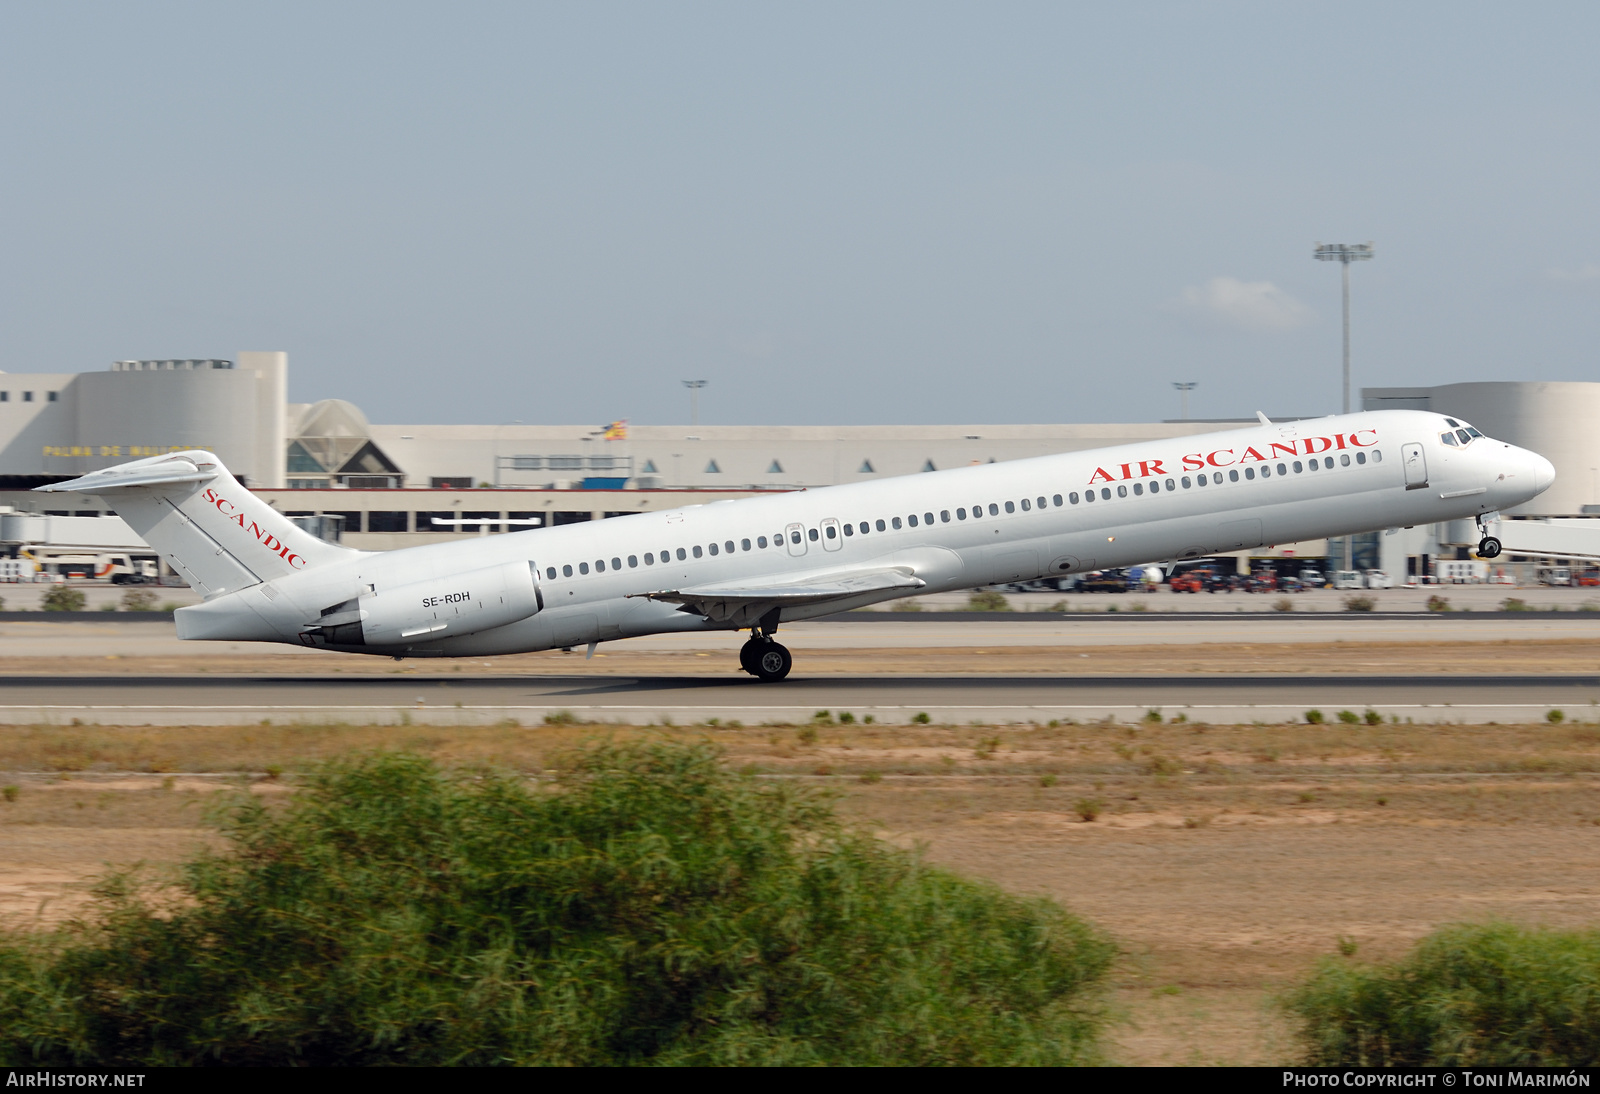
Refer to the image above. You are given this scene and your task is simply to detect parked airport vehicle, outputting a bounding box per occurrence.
[1364,569,1393,589]
[1075,570,1129,593]
[1331,570,1363,590]
[40,409,1554,681]
[1298,568,1327,588]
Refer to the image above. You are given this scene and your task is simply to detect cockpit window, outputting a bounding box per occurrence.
[1466,427,1483,438]
[1455,429,1471,445]
[1441,432,1459,447]
[1445,418,1460,427]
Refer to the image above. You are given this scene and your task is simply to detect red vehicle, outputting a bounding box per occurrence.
[1246,570,1278,593]
[1578,571,1600,587]
[1170,570,1207,593]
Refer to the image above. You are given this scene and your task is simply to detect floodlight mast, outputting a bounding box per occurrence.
[1313,242,1374,414]
[681,380,708,426]
[1172,382,1197,421]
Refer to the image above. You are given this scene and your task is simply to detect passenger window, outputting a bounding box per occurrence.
[924,512,934,524]
[1355,452,1366,465]
[1261,466,1271,478]
[1372,449,1383,463]
[843,524,854,536]
[627,556,637,568]
[1165,479,1175,490]
[1244,468,1255,480]
[612,557,621,569]
[1340,454,1351,467]
[1308,459,1317,471]
[1084,490,1094,503]
[1229,470,1239,482]
[757,536,768,549]
[875,519,886,531]
[1212,473,1223,484]
[1100,488,1111,500]
[1069,492,1080,503]
[908,514,919,527]
[1020,498,1031,511]
[859,522,869,534]
[709,543,719,556]
[1004,501,1015,513]
[891,517,902,530]
[595,560,605,572]
[1324,457,1334,469]
[1053,494,1063,506]
[1294,461,1303,472]
[1195,475,1205,487]
[1117,485,1128,498]
[677,548,687,560]
[741,538,751,550]
[988,503,999,516]
[805,528,816,541]
[644,553,655,565]
[1148,481,1158,493]
[825,525,836,539]
[563,564,573,577]
[1037,497,1047,509]
[957,507,967,519]
[693,545,703,558]
[579,562,590,574]
[791,531,802,544]
[725,541,735,553]
[941,510,950,522]
[1132,482,1143,496]
[1181,476,1191,488]
[546,567,557,579]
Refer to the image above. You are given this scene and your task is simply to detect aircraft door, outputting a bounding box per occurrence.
[1402,443,1428,490]
[820,517,843,552]
[785,522,807,557]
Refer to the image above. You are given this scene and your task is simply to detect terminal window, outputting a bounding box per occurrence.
[23,392,32,402]
[367,511,408,533]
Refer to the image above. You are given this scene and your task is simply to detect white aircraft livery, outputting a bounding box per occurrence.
[39,410,1554,681]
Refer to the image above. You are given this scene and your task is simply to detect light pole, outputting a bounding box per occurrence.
[1313,242,1374,414]
[1172,382,1197,421]
[682,380,708,427]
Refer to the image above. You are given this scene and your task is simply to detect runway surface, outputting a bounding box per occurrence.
[3,672,1597,726]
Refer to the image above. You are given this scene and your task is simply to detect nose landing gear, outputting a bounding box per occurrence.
[1477,536,1502,559]
[739,633,792,682]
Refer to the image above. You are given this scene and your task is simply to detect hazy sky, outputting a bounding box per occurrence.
[2,3,1597,426]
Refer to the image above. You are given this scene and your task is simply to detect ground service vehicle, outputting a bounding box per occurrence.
[1331,570,1363,590]
[40,409,1554,681]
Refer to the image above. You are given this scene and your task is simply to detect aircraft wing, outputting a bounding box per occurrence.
[631,567,925,626]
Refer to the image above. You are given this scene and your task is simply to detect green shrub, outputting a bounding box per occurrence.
[0,744,1115,1067]
[1547,709,1566,725]
[1502,597,1531,612]
[1363,709,1383,725]
[1289,922,1600,1066]
[119,589,159,612]
[1304,709,1326,725]
[1336,710,1360,724]
[965,590,1012,612]
[912,712,931,724]
[1342,595,1376,612]
[1074,798,1102,822]
[1426,595,1451,613]
[39,586,86,612]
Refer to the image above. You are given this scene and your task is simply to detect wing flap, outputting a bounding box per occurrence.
[631,567,925,626]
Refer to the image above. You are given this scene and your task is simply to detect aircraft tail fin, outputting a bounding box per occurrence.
[36,450,356,598]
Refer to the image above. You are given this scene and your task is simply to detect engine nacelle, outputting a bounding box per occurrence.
[306,560,542,648]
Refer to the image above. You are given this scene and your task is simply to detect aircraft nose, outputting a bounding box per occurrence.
[1532,451,1556,494]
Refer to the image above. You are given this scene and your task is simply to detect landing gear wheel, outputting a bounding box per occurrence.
[739,641,761,675]
[751,641,792,682]
[1478,536,1502,559]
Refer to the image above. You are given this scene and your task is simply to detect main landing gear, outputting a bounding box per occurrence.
[740,635,792,682]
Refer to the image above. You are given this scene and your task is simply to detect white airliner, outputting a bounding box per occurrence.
[39,410,1553,681]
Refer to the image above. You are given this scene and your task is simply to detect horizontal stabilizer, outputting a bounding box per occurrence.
[36,455,216,494]
[631,567,925,626]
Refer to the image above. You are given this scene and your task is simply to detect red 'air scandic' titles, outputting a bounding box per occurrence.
[1207,449,1236,467]
[1138,460,1166,477]
[1238,446,1268,463]
[1270,442,1298,458]
[201,487,307,569]
[1182,454,1205,471]
[1089,467,1117,484]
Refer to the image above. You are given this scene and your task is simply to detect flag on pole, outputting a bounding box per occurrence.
[602,419,628,440]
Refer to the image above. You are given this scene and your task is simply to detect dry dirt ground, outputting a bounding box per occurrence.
[4,710,1599,1066]
[5,637,1600,677]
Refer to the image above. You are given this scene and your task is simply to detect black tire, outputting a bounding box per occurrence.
[752,642,792,682]
[738,642,760,675]
[1478,536,1502,559]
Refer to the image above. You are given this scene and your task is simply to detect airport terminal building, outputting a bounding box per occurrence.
[1,353,1596,578]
